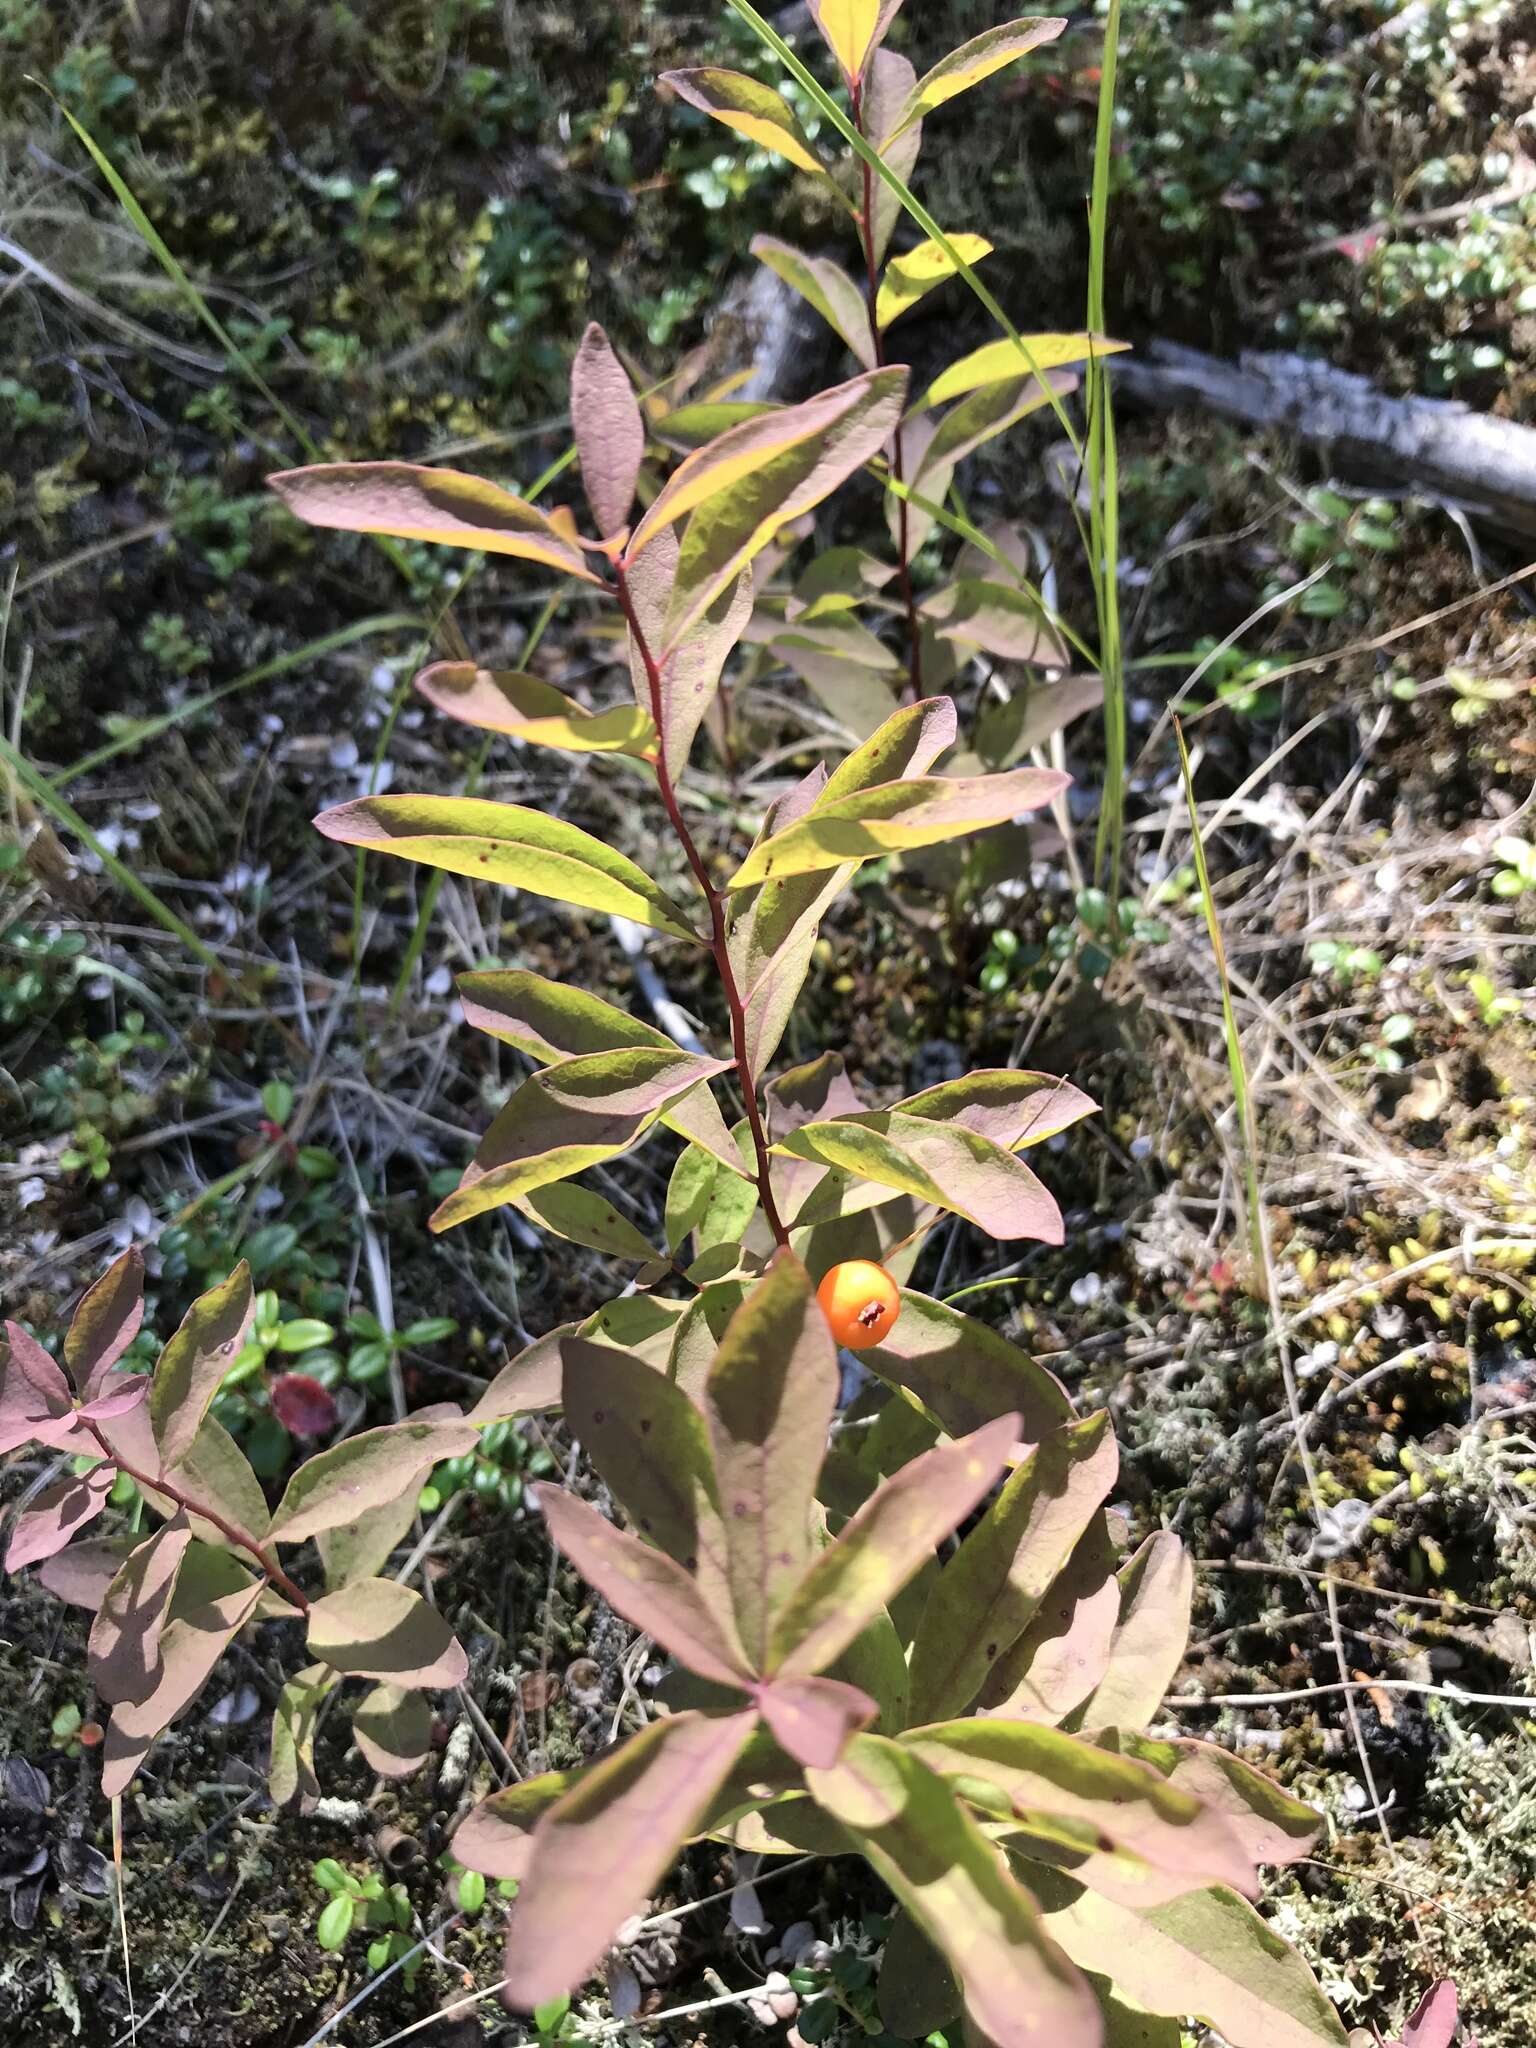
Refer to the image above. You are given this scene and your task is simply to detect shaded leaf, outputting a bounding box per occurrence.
[621,523,754,781]
[414,662,655,757]
[704,1253,840,1666]
[750,236,874,367]
[728,765,1068,888]
[5,1468,115,1571]
[313,795,700,945]
[755,1675,876,1769]
[877,1909,961,2035]
[537,1484,751,1687]
[1038,1879,1349,2048]
[1400,1983,1461,2048]
[148,1263,255,1468]
[64,1247,144,1398]
[921,578,1065,663]
[980,1513,1121,1723]
[269,1663,335,1807]
[466,1326,573,1425]
[306,1579,469,1687]
[317,1488,423,1592]
[454,1768,581,1881]
[885,17,1068,141]
[267,462,601,582]
[270,1418,478,1545]
[770,1413,1018,1677]
[655,399,778,451]
[504,1710,758,2009]
[923,333,1130,409]
[1095,1980,1184,2048]
[1072,1532,1193,1733]
[807,1736,1101,2048]
[353,1684,433,1778]
[0,1320,75,1454]
[430,1047,731,1234]
[907,1415,1118,1723]
[896,1069,1098,1152]
[571,322,645,538]
[36,1536,134,1612]
[88,1517,193,1706]
[864,1290,1072,1445]
[877,234,994,328]
[660,68,827,177]
[864,50,922,263]
[777,1109,1064,1243]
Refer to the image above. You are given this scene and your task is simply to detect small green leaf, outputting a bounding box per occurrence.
[275,1318,334,1354]
[317,1894,355,1952]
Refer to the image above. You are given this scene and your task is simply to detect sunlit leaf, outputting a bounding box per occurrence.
[916,368,1078,481]
[756,1675,877,1769]
[64,1247,144,1398]
[306,1579,469,1687]
[876,234,994,328]
[660,68,827,177]
[0,1320,75,1454]
[454,1768,581,1881]
[806,0,905,82]
[654,399,779,451]
[896,1069,1098,1151]
[776,1109,1064,1243]
[414,662,655,757]
[1072,1532,1193,1733]
[864,50,922,264]
[885,17,1070,143]
[750,236,875,367]
[88,1517,193,1706]
[268,461,601,581]
[515,1182,660,1262]
[864,1289,1072,1445]
[621,523,754,781]
[979,1513,1121,1723]
[807,1736,1101,2048]
[1107,1733,1321,1870]
[269,1418,479,1545]
[922,332,1129,410]
[313,795,701,944]
[570,322,645,538]
[504,1710,758,2009]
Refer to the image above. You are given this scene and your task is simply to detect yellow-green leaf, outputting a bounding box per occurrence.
[876,234,993,328]
[922,332,1129,410]
[806,0,905,83]
[660,67,827,177]
[884,18,1070,143]
[313,794,701,943]
[414,662,655,757]
[751,236,875,366]
[775,1110,1064,1243]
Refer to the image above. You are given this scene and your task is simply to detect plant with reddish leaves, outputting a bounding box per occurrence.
[1354,1983,1477,2048]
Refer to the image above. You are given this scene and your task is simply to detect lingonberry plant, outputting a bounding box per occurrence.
[2,5,1352,2044]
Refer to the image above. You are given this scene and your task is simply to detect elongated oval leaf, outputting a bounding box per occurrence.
[896,1069,1097,1151]
[267,462,601,581]
[770,1413,1018,1678]
[147,1263,257,1468]
[313,794,701,944]
[865,50,922,262]
[306,1578,468,1687]
[864,1289,1071,1445]
[270,1418,478,1545]
[453,1768,580,1881]
[807,1736,1101,2048]
[886,18,1068,142]
[621,522,754,782]
[807,0,905,82]
[907,1414,1118,1724]
[88,1517,193,1706]
[515,1182,660,1262]
[777,1109,1064,1243]
[430,1047,731,1233]
[1072,1532,1194,1734]
[917,368,1077,480]
[0,1320,74,1455]
[414,662,655,756]
[1109,1733,1321,1870]
[751,236,875,367]
[922,332,1129,410]
[660,68,827,177]
[728,766,1068,888]
[466,1325,572,1425]
[537,1484,751,1687]
[571,322,644,538]
[704,1253,840,1666]
[5,1469,114,1571]
[36,1536,135,1612]
[269,1662,336,1807]
[352,1683,433,1778]
[504,1710,758,2009]
[64,1247,144,1398]
[876,234,994,328]
[980,1513,1121,1723]
[922,577,1065,663]
[755,1675,876,1769]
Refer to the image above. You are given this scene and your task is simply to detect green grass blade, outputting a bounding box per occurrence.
[1086,0,1127,908]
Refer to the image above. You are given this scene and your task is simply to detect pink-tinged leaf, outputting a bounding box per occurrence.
[306,1578,469,1687]
[267,461,602,582]
[907,1414,1119,1725]
[1040,1882,1349,2048]
[921,578,1067,664]
[626,368,909,648]
[148,1263,255,1468]
[538,1485,751,1687]
[659,68,826,178]
[778,1110,1065,1245]
[979,1513,1121,1723]
[430,1046,733,1234]
[915,368,1079,482]
[467,1324,572,1424]
[269,1663,336,1808]
[99,1400,271,1551]
[269,1416,478,1544]
[453,1769,580,1882]
[806,1735,1102,2048]
[504,1710,758,2009]
[415,661,655,757]
[313,795,701,946]
[865,1289,1073,1445]
[755,1675,876,1768]
[764,1052,867,1218]
[316,1491,420,1592]
[902,1720,1259,1900]
[883,16,1069,142]
[88,1516,194,1706]
[561,1339,731,1611]
[703,1253,840,1667]
[77,1375,150,1423]
[352,1683,433,1779]
[1111,1732,1322,1870]
[571,323,645,539]
[101,1546,264,1798]
[1072,1532,1194,1734]
[35,1536,134,1611]
[750,237,875,368]
[269,1372,337,1439]
[728,766,1069,889]
[64,1247,145,1397]
[770,1413,1019,1678]
[896,1069,1098,1152]
[864,51,921,262]
[0,1321,74,1454]
[805,0,906,83]
[1400,1983,1460,2048]
[622,514,754,784]
[5,1468,115,1571]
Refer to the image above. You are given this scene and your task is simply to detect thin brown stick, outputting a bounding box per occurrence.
[612,564,790,1248]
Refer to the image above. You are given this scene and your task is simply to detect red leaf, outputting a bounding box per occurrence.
[1401,1983,1460,2048]
[270,1373,338,1439]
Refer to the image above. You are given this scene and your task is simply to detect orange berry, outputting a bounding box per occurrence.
[816,1260,901,1351]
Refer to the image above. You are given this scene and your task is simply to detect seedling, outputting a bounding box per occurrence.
[1489,834,1536,899]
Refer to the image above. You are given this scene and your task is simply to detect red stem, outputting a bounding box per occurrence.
[85,1418,311,1616]
[851,81,922,702]
[613,563,790,1251]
